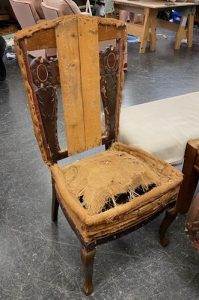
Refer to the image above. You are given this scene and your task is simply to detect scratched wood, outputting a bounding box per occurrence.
[187,14,194,48]
[78,17,101,149]
[24,28,56,51]
[56,18,86,155]
[175,16,188,50]
[24,24,123,51]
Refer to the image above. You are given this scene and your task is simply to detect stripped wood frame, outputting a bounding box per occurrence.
[15,15,126,164]
[186,192,199,250]
[15,16,183,296]
[159,139,199,246]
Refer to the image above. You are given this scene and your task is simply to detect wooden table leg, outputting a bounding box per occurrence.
[140,8,158,53]
[187,14,194,48]
[150,9,158,52]
[139,8,151,53]
[175,15,188,50]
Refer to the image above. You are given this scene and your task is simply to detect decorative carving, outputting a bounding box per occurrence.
[30,57,60,162]
[31,57,60,87]
[100,45,119,141]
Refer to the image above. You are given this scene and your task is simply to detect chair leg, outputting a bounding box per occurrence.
[159,207,177,247]
[81,246,96,296]
[159,141,199,247]
[51,179,59,222]
[176,140,199,214]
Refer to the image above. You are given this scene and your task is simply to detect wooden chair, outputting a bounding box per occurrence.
[185,192,199,250]
[0,36,6,81]
[160,139,199,246]
[15,15,182,295]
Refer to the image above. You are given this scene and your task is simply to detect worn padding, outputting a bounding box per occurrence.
[51,143,183,243]
[62,150,161,215]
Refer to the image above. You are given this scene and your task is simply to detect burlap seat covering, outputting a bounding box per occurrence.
[51,143,182,243]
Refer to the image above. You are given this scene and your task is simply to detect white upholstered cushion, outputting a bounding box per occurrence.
[119,92,199,165]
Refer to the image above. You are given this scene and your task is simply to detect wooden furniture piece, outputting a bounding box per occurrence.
[118,94,199,246]
[0,36,6,81]
[15,15,182,295]
[186,192,199,250]
[160,139,199,246]
[114,0,198,53]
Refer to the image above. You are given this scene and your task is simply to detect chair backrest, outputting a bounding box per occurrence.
[15,15,126,166]
[9,0,40,27]
[41,1,60,19]
[42,0,81,18]
[34,0,45,19]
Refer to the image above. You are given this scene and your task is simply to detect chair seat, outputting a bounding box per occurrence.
[51,143,182,244]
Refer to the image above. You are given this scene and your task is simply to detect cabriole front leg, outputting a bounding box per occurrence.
[159,207,177,247]
[81,246,96,296]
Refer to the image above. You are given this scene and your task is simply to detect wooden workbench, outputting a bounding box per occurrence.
[114,0,198,53]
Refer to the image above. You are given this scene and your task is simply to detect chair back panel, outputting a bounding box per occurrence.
[41,2,60,19]
[30,57,60,161]
[15,16,126,165]
[56,17,102,154]
[10,0,39,27]
[42,0,81,16]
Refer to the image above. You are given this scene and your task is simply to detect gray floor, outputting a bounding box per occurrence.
[0,29,199,300]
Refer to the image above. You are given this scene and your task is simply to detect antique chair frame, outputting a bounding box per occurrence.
[186,192,199,250]
[160,139,199,246]
[15,15,182,295]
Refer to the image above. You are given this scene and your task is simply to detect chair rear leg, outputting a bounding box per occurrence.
[159,207,177,247]
[81,246,96,296]
[51,178,59,222]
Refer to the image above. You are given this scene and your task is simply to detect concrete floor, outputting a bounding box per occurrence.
[0,29,199,299]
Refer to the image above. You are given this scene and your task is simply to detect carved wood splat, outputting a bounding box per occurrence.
[29,45,121,160]
[100,45,119,142]
[30,57,60,161]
